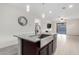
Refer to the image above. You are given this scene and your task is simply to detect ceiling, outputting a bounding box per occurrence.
[1,3,79,22]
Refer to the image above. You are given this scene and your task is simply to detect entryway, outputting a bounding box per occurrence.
[56,23,66,34]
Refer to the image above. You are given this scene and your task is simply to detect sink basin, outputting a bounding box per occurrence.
[38,34,50,39]
[29,35,36,37]
[29,34,50,39]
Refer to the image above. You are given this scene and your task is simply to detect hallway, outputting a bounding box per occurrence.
[55,34,79,55]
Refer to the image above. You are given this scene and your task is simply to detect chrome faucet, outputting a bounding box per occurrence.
[35,23,41,36]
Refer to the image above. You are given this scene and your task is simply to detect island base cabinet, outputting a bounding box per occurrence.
[20,38,56,55]
[21,39,40,55]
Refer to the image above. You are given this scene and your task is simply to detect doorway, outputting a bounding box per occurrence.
[56,23,66,34]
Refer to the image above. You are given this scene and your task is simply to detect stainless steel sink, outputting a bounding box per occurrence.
[38,34,50,39]
[29,35,36,37]
[29,34,50,39]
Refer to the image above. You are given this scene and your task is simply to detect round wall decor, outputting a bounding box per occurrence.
[18,16,28,26]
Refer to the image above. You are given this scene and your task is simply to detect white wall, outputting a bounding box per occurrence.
[40,19,56,34]
[0,4,35,48]
[51,21,56,33]
[0,4,56,48]
[67,19,79,35]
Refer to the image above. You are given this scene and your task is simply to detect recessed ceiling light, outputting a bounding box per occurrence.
[42,13,45,18]
[60,19,64,22]
[59,17,64,22]
[69,5,73,8]
[49,10,52,14]
[26,5,30,12]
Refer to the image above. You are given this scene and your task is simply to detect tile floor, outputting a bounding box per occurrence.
[54,34,79,55]
[0,44,18,55]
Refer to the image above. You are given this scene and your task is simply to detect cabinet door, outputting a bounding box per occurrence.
[40,46,48,55]
[21,39,40,55]
[48,41,53,55]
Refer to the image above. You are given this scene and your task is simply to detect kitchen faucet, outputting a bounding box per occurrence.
[35,23,41,36]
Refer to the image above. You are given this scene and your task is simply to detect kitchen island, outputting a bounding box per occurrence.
[14,33,57,55]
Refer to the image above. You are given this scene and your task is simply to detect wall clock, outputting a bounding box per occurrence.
[18,16,28,26]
